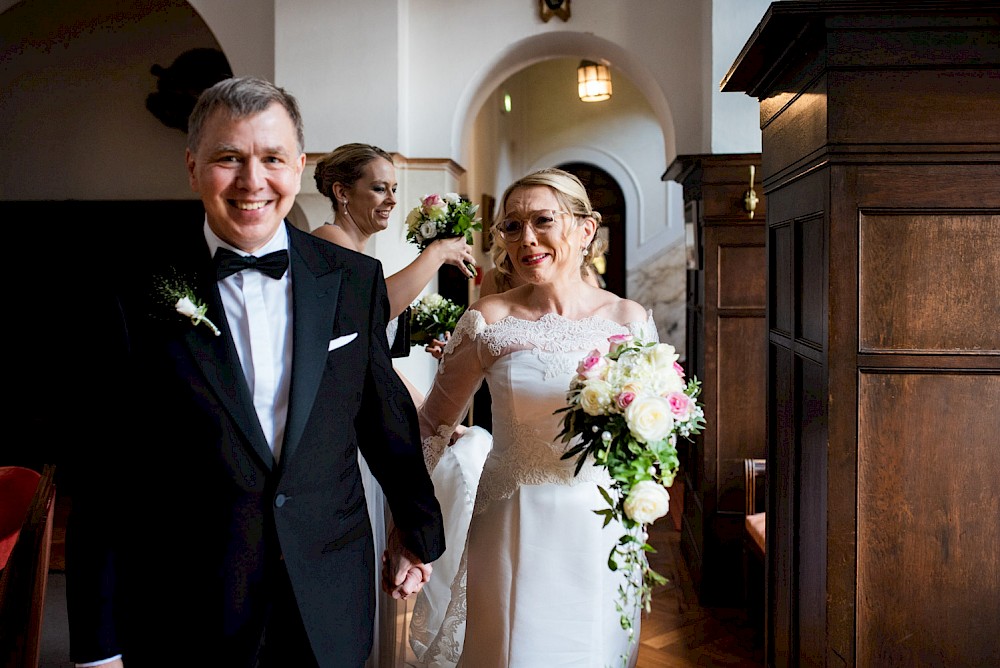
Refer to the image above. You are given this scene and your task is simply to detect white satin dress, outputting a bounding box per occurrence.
[412,309,655,668]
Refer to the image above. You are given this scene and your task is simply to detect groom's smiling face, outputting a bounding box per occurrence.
[186,102,306,253]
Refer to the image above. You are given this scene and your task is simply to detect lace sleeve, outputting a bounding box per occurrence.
[628,309,658,343]
[417,309,488,473]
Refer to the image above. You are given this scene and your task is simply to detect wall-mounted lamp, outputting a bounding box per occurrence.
[744,165,759,219]
[577,60,612,102]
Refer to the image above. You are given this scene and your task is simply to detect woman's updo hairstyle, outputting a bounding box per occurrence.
[313,143,394,203]
[490,167,604,281]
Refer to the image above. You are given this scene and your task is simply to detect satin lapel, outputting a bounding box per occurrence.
[281,237,342,465]
[182,261,275,471]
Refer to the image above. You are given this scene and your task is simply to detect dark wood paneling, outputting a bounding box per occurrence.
[830,69,1000,145]
[667,153,767,607]
[859,212,1000,353]
[718,244,766,309]
[796,358,827,668]
[770,224,793,335]
[857,372,1000,666]
[768,343,795,666]
[760,75,829,180]
[796,214,825,348]
[725,3,1000,666]
[719,316,767,481]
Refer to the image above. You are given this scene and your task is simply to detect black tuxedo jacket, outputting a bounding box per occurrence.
[66,221,444,667]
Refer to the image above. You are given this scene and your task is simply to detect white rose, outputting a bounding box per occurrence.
[643,345,685,394]
[624,395,675,443]
[175,296,198,318]
[623,480,670,524]
[443,192,461,203]
[578,379,614,416]
[422,293,445,308]
[648,343,679,369]
[419,220,438,239]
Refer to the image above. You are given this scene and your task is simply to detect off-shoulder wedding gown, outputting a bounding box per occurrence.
[411,309,655,668]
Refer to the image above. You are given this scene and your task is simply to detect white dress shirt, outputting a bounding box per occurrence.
[205,221,294,462]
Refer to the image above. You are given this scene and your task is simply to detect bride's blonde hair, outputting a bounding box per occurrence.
[489,168,607,283]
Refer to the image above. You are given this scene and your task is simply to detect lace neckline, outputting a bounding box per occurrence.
[473,309,646,330]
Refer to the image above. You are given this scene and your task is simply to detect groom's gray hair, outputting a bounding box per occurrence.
[187,76,305,154]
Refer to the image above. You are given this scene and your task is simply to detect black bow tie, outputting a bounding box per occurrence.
[214,248,289,281]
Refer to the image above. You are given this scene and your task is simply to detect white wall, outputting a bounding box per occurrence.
[273,0,401,153]
[0,0,220,200]
[189,0,274,80]
[710,0,773,153]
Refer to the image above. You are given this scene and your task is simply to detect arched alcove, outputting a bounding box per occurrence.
[452,31,677,166]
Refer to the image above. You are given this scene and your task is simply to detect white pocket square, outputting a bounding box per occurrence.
[328,332,358,351]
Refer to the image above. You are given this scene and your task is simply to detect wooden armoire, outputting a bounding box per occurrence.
[664,154,767,605]
[723,2,1000,666]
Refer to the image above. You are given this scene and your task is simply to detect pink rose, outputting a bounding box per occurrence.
[616,391,636,410]
[666,391,694,420]
[421,194,448,219]
[673,361,685,379]
[608,333,633,354]
[577,349,608,379]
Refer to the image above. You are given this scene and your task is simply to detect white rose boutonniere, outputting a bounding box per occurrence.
[155,271,221,336]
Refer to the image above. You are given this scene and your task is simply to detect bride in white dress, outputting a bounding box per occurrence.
[413,168,651,667]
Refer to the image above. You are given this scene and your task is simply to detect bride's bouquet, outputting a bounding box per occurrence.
[409,293,466,347]
[556,334,704,660]
[405,193,482,275]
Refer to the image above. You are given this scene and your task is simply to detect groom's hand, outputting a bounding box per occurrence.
[382,526,432,599]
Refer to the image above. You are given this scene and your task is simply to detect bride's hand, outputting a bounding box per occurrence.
[382,526,433,599]
[430,237,476,278]
[449,424,468,446]
[425,331,451,360]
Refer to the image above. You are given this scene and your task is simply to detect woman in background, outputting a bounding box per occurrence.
[313,143,478,667]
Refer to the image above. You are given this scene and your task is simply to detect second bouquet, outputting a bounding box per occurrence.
[409,293,466,348]
[404,193,482,275]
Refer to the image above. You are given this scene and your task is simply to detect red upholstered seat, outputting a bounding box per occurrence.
[0,464,56,668]
[0,467,42,570]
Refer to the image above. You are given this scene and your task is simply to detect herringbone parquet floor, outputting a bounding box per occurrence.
[635,520,763,667]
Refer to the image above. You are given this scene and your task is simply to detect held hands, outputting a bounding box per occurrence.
[425,331,451,360]
[381,526,433,600]
[432,237,476,278]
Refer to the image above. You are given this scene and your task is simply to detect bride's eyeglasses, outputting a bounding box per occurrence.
[496,210,574,242]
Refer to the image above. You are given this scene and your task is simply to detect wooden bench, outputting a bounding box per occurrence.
[743,458,766,641]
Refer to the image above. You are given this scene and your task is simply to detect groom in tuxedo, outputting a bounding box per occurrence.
[65,77,444,668]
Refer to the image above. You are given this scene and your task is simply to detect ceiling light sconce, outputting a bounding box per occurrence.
[577,60,612,102]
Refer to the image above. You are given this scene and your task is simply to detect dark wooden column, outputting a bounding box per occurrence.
[722,2,1000,666]
[664,154,767,605]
